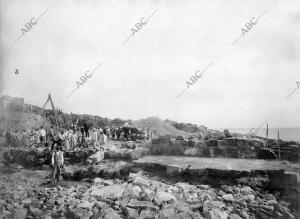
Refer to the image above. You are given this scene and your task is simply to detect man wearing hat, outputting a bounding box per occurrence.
[91,128,98,147]
[51,141,64,182]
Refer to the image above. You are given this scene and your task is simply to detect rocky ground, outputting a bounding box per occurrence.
[0,139,299,219]
[0,165,298,219]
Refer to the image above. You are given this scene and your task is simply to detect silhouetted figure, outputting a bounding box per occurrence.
[84,123,89,137]
[116,128,121,140]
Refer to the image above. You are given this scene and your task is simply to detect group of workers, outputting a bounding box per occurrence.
[3,123,152,150]
[3,123,152,182]
[2,123,151,150]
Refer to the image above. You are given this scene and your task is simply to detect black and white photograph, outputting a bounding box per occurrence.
[0,0,300,218]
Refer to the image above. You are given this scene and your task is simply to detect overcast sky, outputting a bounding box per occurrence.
[1,0,299,129]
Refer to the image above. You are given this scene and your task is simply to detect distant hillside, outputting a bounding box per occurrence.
[0,108,51,131]
[0,95,131,131]
[0,95,51,131]
[132,117,192,137]
[165,119,208,133]
[0,95,217,139]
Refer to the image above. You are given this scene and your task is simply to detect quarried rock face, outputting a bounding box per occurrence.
[3,148,96,167]
[150,136,272,159]
[104,147,150,160]
[63,161,133,180]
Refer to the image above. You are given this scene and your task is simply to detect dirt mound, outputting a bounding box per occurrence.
[133,117,191,138]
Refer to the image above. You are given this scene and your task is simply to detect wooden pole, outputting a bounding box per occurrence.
[277,130,281,160]
[266,123,269,148]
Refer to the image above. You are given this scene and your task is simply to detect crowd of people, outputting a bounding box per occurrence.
[3,123,152,151]
[2,123,152,182]
[2,123,151,182]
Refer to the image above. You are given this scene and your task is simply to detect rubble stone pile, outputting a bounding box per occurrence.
[0,169,297,218]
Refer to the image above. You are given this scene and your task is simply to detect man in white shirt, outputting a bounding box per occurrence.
[40,126,46,145]
[91,128,98,147]
[99,130,107,147]
[51,144,64,182]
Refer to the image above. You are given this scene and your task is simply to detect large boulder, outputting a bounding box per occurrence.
[139,210,156,219]
[203,200,225,211]
[12,207,28,219]
[78,200,95,210]
[142,187,156,202]
[91,184,126,201]
[222,194,234,202]
[175,183,197,196]
[159,208,176,218]
[124,207,139,218]
[154,191,177,206]
[127,199,156,210]
[87,151,104,164]
[131,174,151,187]
[101,208,122,219]
[127,185,142,199]
[205,209,228,219]
[184,148,198,156]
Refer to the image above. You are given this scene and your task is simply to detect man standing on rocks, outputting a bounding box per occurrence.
[91,128,98,147]
[111,126,116,140]
[84,123,89,137]
[116,127,121,140]
[106,127,111,139]
[49,126,54,141]
[70,130,76,150]
[80,126,85,144]
[51,143,64,182]
[99,130,107,147]
[40,126,46,146]
[64,130,71,151]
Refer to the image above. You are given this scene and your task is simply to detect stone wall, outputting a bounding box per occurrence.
[150,137,276,159]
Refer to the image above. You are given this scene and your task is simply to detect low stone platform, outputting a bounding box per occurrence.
[134,156,300,173]
[134,156,300,191]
